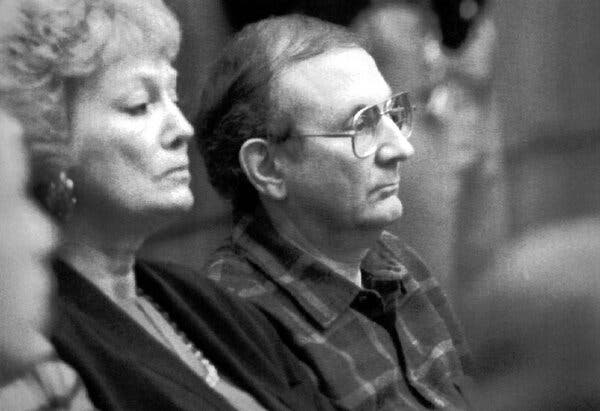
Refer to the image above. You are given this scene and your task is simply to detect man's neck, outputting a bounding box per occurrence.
[264,203,380,287]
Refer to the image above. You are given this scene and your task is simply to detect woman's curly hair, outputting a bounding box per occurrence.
[0,0,180,213]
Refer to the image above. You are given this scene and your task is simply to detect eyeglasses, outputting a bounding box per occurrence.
[296,92,414,158]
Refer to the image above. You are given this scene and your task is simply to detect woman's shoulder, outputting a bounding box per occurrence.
[135,259,275,339]
[136,259,243,304]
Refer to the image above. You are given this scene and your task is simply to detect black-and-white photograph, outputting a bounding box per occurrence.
[1,0,599,409]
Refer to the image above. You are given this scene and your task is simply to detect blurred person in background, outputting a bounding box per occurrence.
[0,109,94,409]
[353,0,507,296]
[462,215,600,410]
[196,14,471,410]
[0,0,334,409]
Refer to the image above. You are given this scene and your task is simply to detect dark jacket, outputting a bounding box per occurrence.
[51,259,334,411]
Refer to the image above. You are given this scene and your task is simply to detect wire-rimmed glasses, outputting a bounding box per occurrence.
[296,92,414,158]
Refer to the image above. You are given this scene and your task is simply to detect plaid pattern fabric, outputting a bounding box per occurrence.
[206,208,472,410]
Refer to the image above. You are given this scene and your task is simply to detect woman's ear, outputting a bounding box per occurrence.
[239,138,287,200]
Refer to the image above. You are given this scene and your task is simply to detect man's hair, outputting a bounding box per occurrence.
[195,14,363,213]
[0,0,180,217]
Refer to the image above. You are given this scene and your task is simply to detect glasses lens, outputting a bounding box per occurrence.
[388,93,412,138]
[351,93,413,158]
[352,105,380,157]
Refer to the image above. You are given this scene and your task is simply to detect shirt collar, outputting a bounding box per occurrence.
[231,207,409,329]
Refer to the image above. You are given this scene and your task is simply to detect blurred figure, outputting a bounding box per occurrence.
[463,216,600,410]
[353,2,507,294]
[352,2,443,99]
[0,1,333,409]
[0,109,93,409]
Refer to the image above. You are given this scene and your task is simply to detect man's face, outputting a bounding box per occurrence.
[275,48,414,232]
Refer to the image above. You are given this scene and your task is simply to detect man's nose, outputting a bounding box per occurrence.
[375,116,415,163]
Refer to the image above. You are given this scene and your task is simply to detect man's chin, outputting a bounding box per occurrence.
[379,197,404,222]
[357,203,403,230]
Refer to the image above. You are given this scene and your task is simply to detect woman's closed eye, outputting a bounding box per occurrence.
[120,87,178,116]
[123,102,149,116]
[167,88,179,104]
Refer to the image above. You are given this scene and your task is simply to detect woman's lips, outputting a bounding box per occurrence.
[162,165,190,182]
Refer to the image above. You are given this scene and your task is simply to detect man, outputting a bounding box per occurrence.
[195,14,471,410]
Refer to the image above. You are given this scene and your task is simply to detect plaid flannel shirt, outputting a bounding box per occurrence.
[206,208,471,410]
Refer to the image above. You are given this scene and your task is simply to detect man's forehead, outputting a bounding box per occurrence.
[275,48,391,123]
[280,48,382,91]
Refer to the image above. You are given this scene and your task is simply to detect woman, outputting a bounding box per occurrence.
[0,0,332,409]
[0,108,94,409]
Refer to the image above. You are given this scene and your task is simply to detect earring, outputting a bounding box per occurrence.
[44,169,77,221]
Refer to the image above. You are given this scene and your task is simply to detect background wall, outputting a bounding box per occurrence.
[493,0,600,234]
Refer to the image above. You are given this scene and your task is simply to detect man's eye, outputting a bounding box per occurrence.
[124,103,148,116]
[354,114,368,132]
[354,107,378,132]
[387,109,400,123]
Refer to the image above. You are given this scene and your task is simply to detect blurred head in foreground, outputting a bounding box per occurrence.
[0,109,57,384]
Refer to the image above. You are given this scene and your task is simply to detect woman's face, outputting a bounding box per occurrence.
[0,110,57,382]
[70,55,194,223]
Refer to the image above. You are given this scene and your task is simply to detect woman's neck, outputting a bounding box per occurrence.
[59,216,145,303]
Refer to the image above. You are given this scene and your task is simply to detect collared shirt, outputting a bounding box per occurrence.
[206,208,472,410]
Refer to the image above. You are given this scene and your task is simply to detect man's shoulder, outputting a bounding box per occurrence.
[205,242,256,274]
[203,242,279,299]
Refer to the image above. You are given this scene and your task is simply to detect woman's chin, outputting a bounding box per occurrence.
[154,189,195,216]
[175,188,195,211]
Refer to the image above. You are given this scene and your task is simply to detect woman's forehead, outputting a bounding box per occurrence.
[86,56,177,92]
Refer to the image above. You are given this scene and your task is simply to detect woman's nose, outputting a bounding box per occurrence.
[162,100,194,149]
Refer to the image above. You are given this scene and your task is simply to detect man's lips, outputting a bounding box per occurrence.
[373,180,400,191]
[371,181,400,197]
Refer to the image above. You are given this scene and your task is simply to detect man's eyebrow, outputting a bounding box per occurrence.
[332,103,366,129]
[349,103,367,113]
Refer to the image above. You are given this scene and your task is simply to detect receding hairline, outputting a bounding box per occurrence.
[259,19,366,141]
[269,46,381,133]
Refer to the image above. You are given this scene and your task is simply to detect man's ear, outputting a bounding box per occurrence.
[239,138,287,200]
